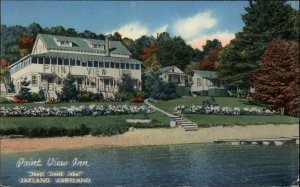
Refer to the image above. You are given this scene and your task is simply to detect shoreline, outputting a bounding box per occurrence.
[1,124,299,153]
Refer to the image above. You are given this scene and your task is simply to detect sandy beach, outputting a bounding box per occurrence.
[1,124,298,153]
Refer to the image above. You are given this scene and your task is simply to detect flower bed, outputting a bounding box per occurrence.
[0,104,154,117]
[129,97,144,103]
[175,105,277,115]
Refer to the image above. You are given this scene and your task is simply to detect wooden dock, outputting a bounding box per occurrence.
[214,136,299,145]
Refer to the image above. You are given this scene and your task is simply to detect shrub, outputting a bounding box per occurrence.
[16,78,32,101]
[59,74,77,101]
[91,124,129,136]
[150,79,177,101]
[0,97,10,104]
[77,92,94,102]
[114,92,132,101]
[136,91,149,99]
[92,93,103,101]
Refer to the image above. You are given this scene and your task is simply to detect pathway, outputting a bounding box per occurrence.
[144,99,198,131]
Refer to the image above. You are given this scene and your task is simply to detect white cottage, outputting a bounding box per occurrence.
[191,70,227,96]
[8,34,142,98]
[158,66,191,96]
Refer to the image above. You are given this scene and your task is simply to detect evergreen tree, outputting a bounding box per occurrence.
[16,78,32,101]
[150,78,177,101]
[219,0,299,90]
[118,74,136,97]
[59,74,77,101]
[252,40,299,116]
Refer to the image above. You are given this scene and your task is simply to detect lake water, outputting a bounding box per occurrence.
[1,144,298,186]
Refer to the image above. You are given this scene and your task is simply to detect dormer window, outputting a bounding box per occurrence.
[84,40,105,50]
[54,38,73,47]
[90,43,105,50]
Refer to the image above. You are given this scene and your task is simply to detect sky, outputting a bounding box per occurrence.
[1,1,299,50]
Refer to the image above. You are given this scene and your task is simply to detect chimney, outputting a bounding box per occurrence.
[105,35,111,56]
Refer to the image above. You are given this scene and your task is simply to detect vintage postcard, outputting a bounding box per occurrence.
[0,1,299,186]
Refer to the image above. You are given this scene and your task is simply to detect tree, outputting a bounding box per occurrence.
[156,36,194,70]
[150,78,177,100]
[18,35,35,54]
[198,44,223,71]
[118,74,135,95]
[252,40,299,116]
[219,1,299,90]
[202,39,221,54]
[139,45,161,72]
[59,74,77,101]
[27,23,42,36]
[185,62,199,75]
[131,35,156,59]
[16,78,32,101]
[112,32,122,41]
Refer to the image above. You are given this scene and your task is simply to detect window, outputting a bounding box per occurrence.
[58,58,62,65]
[126,63,129,69]
[197,78,201,86]
[51,58,57,65]
[135,64,140,70]
[88,43,105,50]
[45,58,50,65]
[32,75,38,86]
[76,60,81,66]
[63,59,69,66]
[111,62,115,68]
[99,62,103,67]
[38,57,44,64]
[105,62,109,68]
[32,57,37,64]
[115,63,120,69]
[88,61,93,67]
[70,60,75,66]
[121,63,125,69]
[82,61,87,67]
[130,64,134,69]
[94,61,98,67]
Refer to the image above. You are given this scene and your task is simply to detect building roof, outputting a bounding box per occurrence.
[31,52,142,64]
[37,34,131,56]
[158,66,182,73]
[193,70,218,79]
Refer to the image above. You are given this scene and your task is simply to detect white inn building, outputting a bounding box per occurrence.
[8,34,142,98]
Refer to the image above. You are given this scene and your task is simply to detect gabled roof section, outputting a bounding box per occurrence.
[194,70,218,79]
[36,34,131,56]
[158,65,183,74]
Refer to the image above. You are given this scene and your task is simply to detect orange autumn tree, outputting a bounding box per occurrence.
[198,44,223,71]
[140,45,160,72]
[252,40,299,116]
[18,35,35,56]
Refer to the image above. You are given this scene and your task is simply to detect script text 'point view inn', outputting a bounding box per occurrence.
[8,34,142,98]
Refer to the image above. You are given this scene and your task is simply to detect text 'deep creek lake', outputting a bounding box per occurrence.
[1,143,299,186]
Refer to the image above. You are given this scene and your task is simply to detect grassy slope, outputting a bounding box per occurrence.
[155,96,299,125]
[1,102,170,129]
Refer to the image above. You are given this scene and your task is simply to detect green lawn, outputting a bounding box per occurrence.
[186,114,299,126]
[154,96,266,113]
[1,111,170,130]
[154,96,299,125]
[1,101,170,130]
